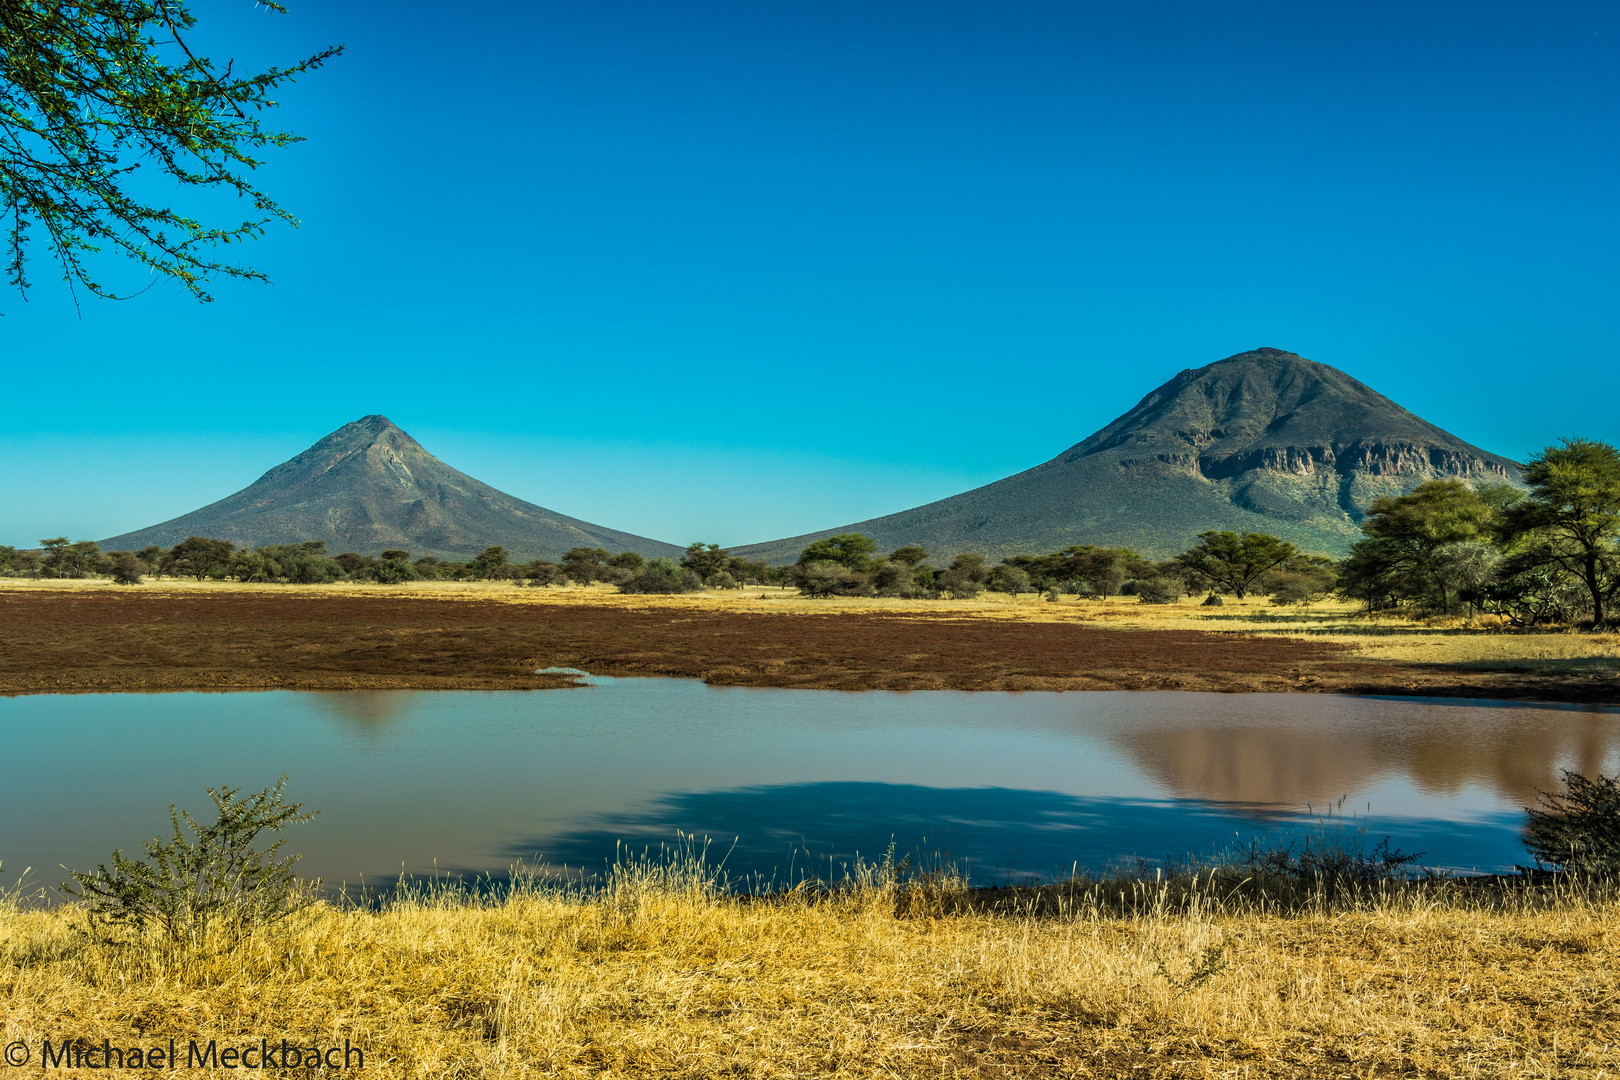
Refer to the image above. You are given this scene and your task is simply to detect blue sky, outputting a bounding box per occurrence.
[4,0,1617,549]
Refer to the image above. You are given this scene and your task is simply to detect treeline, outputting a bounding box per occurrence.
[779,530,1334,604]
[0,537,792,590]
[7,438,1614,626]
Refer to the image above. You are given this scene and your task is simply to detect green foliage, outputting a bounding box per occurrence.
[470,545,514,580]
[107,551,143,585]
[1524,770,1620,874]
[0,544,13,571]
[39,536,104,578]
[986,563,1031,595]
[1512,438,1620,627]
[619,557,703,594]
[888,545,929,567]
[519,559,562,586]
[0,1,342,308]
[61,777,319,950]
[681,542,731,581]
[608,551,645,571]
[1342,480,1507,614]
[163,536,235,581]
[794,560,875,598]
[1133,575,1182,604]
[559,546,610,582]
[797,533,878,572]
[937,553,989,598]
[373,553,419,585]
[1175,531,1297,600]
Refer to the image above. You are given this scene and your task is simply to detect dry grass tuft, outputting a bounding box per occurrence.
[4,854,1619,1077]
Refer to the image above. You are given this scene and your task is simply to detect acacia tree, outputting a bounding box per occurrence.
[0,1,341,307]
[1513,438,1620,628]
[1175,531,1297,599]
[1336,480,1510,614]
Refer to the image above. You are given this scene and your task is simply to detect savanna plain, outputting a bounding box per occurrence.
[4,580,1619,1077]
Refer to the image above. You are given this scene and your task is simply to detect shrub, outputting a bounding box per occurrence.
[795,561,875,597]
[1057,577,1094,597]
[987,564,1031,595]
[706,571,739,589]
[109,551,143,585]
[1134,576,1182,604]
[619,558,703,594]
[61,778,319,949]
[1201,592,1224,606]
[1525,770,1620,873]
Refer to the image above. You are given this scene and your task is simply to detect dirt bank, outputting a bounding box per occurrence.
[3,586,1616,702]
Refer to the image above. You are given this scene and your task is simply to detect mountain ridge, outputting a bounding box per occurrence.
[733,349,1521,563]
[101,415,683,562]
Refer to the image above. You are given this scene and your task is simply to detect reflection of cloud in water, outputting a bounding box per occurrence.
[1107,706,1620,809]
[502,781,1529,885]
[309,691,417,734]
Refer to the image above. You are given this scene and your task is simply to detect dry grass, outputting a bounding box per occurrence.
[4,856,1619,1078]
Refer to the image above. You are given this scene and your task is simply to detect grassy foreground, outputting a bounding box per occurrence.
[4,859,1618,1078]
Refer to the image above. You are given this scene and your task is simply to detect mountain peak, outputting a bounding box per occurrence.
[101,418,681,561]
[734,348,1521,562]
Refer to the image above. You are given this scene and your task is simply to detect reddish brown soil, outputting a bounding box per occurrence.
[1,589,1614,702]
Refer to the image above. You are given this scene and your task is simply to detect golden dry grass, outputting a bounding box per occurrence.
[4,859,1619,1078]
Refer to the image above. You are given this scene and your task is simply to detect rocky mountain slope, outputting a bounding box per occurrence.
[734,348,1522,562]
[101,416,683,561]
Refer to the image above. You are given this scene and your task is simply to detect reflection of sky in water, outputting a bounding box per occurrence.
[3,683,1616,888]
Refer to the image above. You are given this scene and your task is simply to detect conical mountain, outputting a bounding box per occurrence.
[734,348,1522,563]
[101,416,683,562]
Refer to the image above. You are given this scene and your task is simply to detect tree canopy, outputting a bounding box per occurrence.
[0,1,341,307]
[1174,531,1297,599]
[1513,438,1620,626]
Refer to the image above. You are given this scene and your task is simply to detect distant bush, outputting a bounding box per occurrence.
[619,557,703,594]
[795,560,874,598]
[987,564,1031,595]
[706,571,739,589]
[1056,577,1094,598]
[1135,576,1182,604]
[1525,770,1620,874]
[108,551,143,585]
[1201,592,1224,606]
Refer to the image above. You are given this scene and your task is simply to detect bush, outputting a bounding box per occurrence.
[62,778,319,949]
[795,561,875,597]
[1525,770,1620,873]
[619,558,704,594]
[987,564,1031,595]
[1201,592,1224,606]
[1134,576,1182,604]
[706,571,739,589]
[109,551,143,585]
[1057,577,1094,598]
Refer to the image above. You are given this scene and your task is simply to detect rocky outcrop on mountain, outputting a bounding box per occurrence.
[101,416,682,561]
[734,349,1521,562]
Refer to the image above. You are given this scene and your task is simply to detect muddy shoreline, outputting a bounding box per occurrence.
[2,587,1616,703]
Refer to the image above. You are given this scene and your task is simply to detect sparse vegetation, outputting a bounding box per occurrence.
[60,778,318,951]
[9,840,1619,1078]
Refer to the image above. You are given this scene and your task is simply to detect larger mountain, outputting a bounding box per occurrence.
[734,348,1522,563]
[101,416,683,562]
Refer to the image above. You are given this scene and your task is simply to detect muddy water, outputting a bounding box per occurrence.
[4,683,1617,889]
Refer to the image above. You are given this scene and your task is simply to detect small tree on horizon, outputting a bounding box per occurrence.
[1175,531,1297,600]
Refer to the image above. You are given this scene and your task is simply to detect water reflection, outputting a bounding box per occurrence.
[306,691,417,735]
[5,686,1618,889]
[1105,701,1620,809]
[510,782,1528,884]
